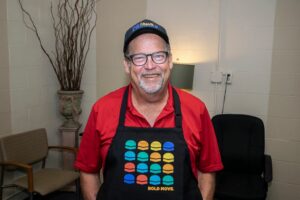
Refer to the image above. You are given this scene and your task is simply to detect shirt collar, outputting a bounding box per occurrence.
[127,83,175,124]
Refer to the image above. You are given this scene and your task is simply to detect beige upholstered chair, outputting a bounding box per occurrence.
[0,128,80,200]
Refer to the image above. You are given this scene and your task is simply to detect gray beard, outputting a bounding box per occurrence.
[139,75,164,94]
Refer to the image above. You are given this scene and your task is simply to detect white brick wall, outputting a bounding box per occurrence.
[148,0,300,199]
[6,0,96,146]
[266,1,300,199]
[0,0,11,135]
[2,0,300,199]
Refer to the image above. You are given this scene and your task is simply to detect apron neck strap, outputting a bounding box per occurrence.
[118,87,129,127]
[172,87,182,128]
[118,87,182,128]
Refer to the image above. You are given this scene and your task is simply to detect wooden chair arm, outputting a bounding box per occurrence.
[0,161,31,170]
[0,161,34,192]
[48,145,78,155]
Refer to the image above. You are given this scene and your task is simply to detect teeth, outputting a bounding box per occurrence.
[143,74,159,78]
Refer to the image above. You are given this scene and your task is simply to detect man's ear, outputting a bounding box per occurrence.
[123,59,131,74]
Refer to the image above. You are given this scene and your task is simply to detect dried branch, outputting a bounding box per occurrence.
[18,0,97,90]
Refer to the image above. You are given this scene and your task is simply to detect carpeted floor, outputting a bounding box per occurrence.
[44,192,78,200]
[23,192,81,200]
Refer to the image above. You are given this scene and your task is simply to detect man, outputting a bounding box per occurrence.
[75,19,223,200]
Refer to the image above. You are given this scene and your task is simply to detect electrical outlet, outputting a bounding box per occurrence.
[225,72,233,84]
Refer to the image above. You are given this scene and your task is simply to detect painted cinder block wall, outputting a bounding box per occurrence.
[5,0,97,143]
[266,0,300,199]
[0,0,11,135]
[1,0,299,199]
[97,0,300,199]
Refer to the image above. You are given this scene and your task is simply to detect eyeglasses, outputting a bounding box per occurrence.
[126,51,169,66]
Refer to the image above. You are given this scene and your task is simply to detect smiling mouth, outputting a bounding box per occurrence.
[142,73,161,78]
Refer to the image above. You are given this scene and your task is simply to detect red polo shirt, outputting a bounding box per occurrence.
[75,84,223,179]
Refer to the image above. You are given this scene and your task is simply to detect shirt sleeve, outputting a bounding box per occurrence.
[198,107,223,173]
[74,106,102,173]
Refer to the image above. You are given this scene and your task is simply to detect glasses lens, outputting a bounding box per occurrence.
[152,52,167,64]
[131,54,146,66]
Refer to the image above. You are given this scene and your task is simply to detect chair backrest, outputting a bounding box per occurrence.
[0,128,48,165]
[212,114,265,174]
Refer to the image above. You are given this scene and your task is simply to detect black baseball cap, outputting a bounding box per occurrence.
[123,19,170,53]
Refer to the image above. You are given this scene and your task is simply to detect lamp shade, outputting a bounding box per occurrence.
[170,64,195,89]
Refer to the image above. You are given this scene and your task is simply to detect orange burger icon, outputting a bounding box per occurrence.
[138,140,149,150]
[150,152,161,162]
[163,164,174,174]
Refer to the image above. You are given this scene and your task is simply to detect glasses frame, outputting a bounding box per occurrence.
[126,51,169,66]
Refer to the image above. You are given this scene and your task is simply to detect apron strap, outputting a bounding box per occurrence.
[172,87,182,128]
[118,87,129,127]
[118,86,182,128]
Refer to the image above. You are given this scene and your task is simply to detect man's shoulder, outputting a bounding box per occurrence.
[93,86,127,111]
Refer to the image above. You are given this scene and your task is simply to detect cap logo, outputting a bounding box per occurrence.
[131,22,159,33]
[140,22,155,27]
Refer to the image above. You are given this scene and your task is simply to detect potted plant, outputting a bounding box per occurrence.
[18,0,97,128]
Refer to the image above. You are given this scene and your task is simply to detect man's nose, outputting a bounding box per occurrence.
[144,55,156,70]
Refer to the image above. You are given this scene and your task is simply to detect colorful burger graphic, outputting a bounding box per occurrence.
[150,141,162,151]
[138,140,149,150]
[124,162,135,173]
[163,153,174,163]
[125,140,136,150]
[123,140,176,188]
[150,152,161,162]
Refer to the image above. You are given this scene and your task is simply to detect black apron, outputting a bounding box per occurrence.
[97,87,202,200]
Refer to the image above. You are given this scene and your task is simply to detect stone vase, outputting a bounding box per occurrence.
[57,90,84,128]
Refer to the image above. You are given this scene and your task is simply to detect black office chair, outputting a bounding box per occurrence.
[212,114,272,200]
